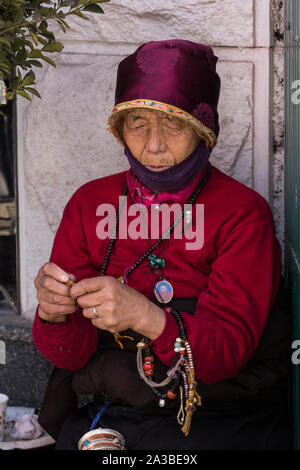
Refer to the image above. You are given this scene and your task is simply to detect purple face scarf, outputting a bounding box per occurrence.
[124,140,212,192]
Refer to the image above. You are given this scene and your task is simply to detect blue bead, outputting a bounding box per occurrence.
[84,440,89,446]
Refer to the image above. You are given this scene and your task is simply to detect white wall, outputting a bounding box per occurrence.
[17,0,277,318]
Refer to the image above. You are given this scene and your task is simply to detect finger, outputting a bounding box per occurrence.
[82,305,104,321]
[41,262,72,284]
[37,289,76,306]
[39,300,77,315]
[75,291,107,309]
[38,276,73,296]
[64,273,76,287]
[70,276,115,299]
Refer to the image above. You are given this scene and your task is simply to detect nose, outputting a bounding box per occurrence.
[145,124,167,155]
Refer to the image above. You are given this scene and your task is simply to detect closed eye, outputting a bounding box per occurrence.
[126,115,147,129]
[161,116,182,130]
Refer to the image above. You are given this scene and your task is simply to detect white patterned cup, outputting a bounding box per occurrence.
[0,394,8,441]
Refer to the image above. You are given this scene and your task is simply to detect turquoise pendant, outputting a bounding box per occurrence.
[148,254,166,270]
[154,279,174,304]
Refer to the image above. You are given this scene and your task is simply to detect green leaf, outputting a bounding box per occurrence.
[39,31,55,41]
[40,54,56,67]
[39,7,53,17]
[0,37,11,47]
[14,37,26,49]
[6,91,15,100]
[21,71,35,87]
[14,7,25,25]
[17,89,31,101]
[15,46,27,62]
[39,20,48,32]
[29,31,39,46]
[0,63,11,73]
[82,4,104,13]
[57,17,70,28]
[55,19,66,33]
[26,59,43,68]
[28,49,43,59]
[24,40,35,50]
[2,43,14,55]
[36,36,48,46]
[73,9,88,19]
[42,41,64,53]
[25,87,41,98]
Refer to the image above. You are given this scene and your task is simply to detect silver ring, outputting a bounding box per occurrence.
[92,307,100,319]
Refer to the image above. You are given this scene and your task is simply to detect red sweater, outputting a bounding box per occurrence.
[32,163,281,384]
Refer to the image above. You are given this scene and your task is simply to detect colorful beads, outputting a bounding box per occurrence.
[145,370,154,376]
[166,389,177,400]
[139,307,201,435]
[174,337,186,353]
[144,355,154,363]
[143,352,155,376]
[148,254,166,269]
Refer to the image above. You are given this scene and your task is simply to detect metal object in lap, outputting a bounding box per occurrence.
[78,427,126,450]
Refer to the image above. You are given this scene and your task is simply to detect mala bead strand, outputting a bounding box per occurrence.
[98,166,211,431]
[137,339,181,407]
[166,371,181,400]
[136,340,173,389]
[143,350,155,377]
[167,307,202,436]
[101,183,129,277]
[103,164,212,281]
[181,368,189,402]
[120,164,212,279]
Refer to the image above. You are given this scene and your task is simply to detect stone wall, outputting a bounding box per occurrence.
[271,0,285,252]
[17,0,282,318]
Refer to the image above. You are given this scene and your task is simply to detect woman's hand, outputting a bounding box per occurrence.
[70,276,166,340]
[34,262,76,323]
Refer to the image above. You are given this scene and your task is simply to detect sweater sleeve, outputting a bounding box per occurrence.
[150,202,282,384]
[32,191,99,371]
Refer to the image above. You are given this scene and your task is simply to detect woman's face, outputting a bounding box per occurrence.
[122,109,200,171]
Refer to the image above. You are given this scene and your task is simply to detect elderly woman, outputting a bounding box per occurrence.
[33,40,291,450]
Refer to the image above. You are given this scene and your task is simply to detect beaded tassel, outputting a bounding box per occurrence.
[181,340,202,436]
[136,329,202,436]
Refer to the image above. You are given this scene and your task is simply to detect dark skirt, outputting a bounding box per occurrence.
[54,392,293,450]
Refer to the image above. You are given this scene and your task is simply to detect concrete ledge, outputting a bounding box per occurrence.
[0,306,53,408]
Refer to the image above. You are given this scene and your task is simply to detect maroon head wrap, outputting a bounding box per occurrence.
[109,39,221,148]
